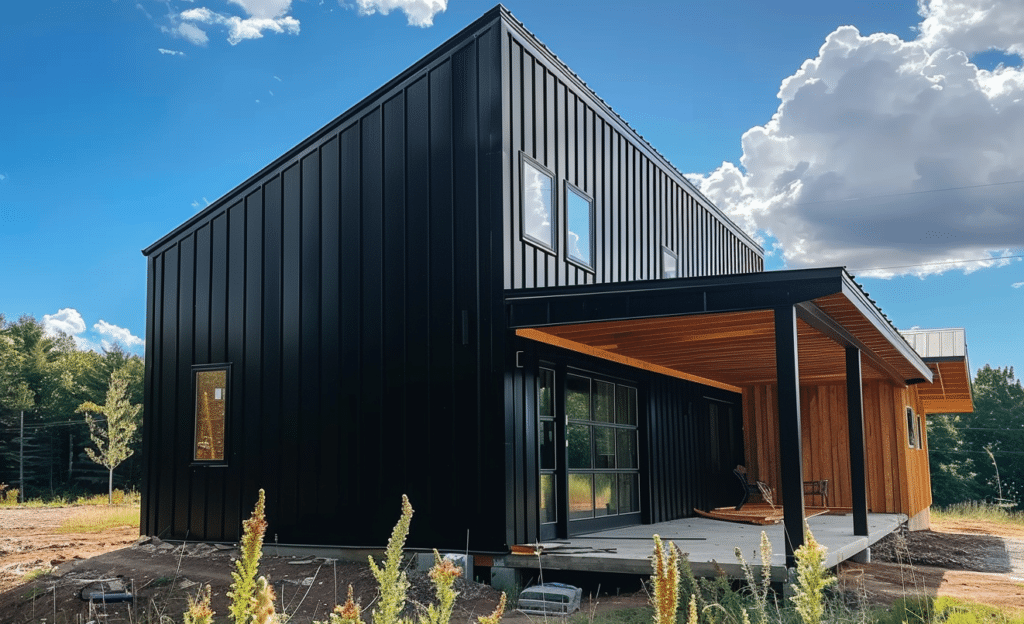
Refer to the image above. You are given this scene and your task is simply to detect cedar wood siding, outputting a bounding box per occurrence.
[141,13,508,551]
[742,381,932,517]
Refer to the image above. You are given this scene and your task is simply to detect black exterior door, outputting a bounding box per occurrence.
[703,397,745,510]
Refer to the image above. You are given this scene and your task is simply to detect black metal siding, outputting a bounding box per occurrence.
[502,26,762,289]
[507,338,743,544]
[142,19,507,551]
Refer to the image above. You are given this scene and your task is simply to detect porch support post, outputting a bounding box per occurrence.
[846,347,869,536]
[775,305,805,568]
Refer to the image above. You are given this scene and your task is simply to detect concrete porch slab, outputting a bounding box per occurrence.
[498,513,905,581]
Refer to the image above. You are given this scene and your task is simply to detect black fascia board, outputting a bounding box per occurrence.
[922,355,969,363]
[505,267,846,328]
[838,273,933,383]
[142,5,506,257]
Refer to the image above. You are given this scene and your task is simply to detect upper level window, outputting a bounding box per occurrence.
[194,365,229,462]
[521,156,555,252]
[662,246,678,279]
[566,184,594,269]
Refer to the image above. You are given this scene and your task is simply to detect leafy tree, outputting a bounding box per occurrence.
[76,367,142,504]
[966,365,1024,505]
[928,365,1024,508]
[927,413,983,505]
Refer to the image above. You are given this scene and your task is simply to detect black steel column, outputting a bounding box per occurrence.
[846,347,869,536]
[775,305,805,568]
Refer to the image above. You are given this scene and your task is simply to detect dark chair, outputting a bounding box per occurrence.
[803,479,829,507]
[733,465,773,510]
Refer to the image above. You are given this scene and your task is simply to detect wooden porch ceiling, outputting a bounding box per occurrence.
[917,359,974,413]
[518,306,890,390]
[507,268,934,391]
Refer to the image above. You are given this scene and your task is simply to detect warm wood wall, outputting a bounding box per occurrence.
[742,381,932,517]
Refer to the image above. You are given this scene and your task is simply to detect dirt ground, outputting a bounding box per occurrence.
[2,507,1023,623]
[838,517,1024,615]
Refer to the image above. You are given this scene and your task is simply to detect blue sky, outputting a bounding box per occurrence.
[1,0,1021,377]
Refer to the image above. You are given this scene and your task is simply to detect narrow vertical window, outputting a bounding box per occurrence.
[566,184,594,269]
[521,156,555,251]
[662,246,678,279]
[194,365,229,462]
[906,406,917,448]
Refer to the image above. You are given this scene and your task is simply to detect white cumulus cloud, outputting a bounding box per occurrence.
[918,0,1024,56]
[692,0,1024,278]
[94,320,146,350]
[1013,281,1024,288]
[355,0,447,27]
[40,308,143,353]
[158,48,186,55]
[42,308,86,337]
[180,2,299,45]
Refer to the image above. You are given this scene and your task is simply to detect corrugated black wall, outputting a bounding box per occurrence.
[141,14,507,551]
[501,25,763,290]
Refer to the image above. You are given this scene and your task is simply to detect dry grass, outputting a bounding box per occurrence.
[56,504,140,533]
[932,500,1024,525]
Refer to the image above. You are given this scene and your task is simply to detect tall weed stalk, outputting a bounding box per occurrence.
[791,525,835,624]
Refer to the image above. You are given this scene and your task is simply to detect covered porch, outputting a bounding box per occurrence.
[507,268,946,566]
[499,512,905,580]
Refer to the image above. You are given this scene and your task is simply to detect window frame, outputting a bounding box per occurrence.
[906,406,918,448]
[661,246,678,279]
[192,363,231,466]
[564,181,595,272]
[519,153,557,254]
[565,372,640,522]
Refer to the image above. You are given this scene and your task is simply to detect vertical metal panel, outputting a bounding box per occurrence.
[175,235,195,539]
[299,150,322,526]
[361,109,386,520]
[380,97,405,516]
[222,202,246,540]
[317,137,341,520]
[242,189,264,507]
[338,123,361,519]
[501,28,763,290]
[211,215,229,364]
[261,175,283,525]
[428,60,456,528]
[141,255,158,536]
[452,42,482,527]
[157,246,178,538]
[279,164,301,532]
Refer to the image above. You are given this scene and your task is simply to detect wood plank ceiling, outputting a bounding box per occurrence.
[518,302,892,391]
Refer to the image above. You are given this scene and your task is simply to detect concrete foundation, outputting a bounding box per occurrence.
[907,507,931,531]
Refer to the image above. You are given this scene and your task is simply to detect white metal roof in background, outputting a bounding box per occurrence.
[899,328,967,359]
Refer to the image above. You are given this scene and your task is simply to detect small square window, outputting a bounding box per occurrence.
[662,246,678,279]
[521,156,555,252]
[566,184,594,269]
[194,365,229,462]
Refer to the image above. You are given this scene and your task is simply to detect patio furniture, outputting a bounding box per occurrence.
[733,465,773,510]
[803,479,829,507]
